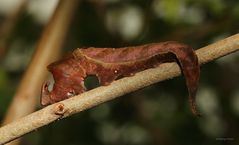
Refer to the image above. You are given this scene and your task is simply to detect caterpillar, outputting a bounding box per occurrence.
[41,41,200,115]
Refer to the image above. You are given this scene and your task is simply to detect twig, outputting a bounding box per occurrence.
[1,0,79,145]
[0,34,239,144]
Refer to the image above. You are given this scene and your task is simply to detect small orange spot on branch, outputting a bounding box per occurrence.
[54,103,67,115]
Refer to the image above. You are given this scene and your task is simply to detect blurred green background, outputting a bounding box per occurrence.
[0,0,239,145]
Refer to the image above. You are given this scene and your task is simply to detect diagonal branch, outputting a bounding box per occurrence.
[0,34,239,144]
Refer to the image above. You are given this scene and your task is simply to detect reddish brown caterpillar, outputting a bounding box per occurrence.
[41,41,200,116]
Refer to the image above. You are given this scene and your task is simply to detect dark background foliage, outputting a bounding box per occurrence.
[0,0,239,145]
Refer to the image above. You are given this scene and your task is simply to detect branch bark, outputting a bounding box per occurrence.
[0,34,239,144]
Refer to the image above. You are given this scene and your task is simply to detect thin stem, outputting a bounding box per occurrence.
[0,34,239,144]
